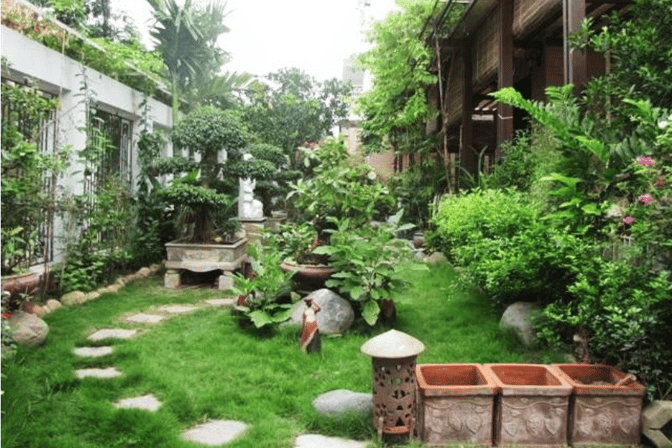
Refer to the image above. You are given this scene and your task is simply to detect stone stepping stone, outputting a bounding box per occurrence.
[73,346,114,358]
[75,367,122,379]
[88,329,137,341]
[158,304,200,314]
[204,298,235,307]
[124,313,166,324]
[181,420,247,446]
[115,394,161,412]
[313,389,372,417]
[294,434,369,448]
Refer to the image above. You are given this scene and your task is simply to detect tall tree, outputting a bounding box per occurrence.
[149,0,229,123]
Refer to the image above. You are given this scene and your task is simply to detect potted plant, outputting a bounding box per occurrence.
[157,106,275,286]
[276,222,333,289]
[314,211,428,326]
[233,241,299,330]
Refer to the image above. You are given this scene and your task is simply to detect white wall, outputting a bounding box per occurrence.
[1,25,173,265]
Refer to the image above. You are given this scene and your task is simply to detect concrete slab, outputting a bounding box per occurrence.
[124,313,166,324]
[181,420,247,446]
[294,434,369,448]
[115,394,162,412]
[158,304,200,314]
[75,367,122,379]
[204,298,235,307]
[88,329,137,341]
[73,346,114,358]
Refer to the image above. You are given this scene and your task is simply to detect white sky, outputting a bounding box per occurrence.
[113,0,399,82]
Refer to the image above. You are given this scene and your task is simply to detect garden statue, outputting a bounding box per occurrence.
[300,297,321,353]
[238,154,264,220]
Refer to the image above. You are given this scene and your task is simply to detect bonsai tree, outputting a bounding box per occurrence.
[156,105,274,243]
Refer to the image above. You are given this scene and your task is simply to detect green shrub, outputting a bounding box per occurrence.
[428,189,586,310]
[539,257,672,401]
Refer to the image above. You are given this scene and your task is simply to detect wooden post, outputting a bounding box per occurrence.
[460,46,475,185]
[497,0,514,158]
[563,0,587,93]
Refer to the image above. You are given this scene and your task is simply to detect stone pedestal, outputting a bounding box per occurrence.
[218,272,235,291]
[240,218,267,245]
[164,269,181,289]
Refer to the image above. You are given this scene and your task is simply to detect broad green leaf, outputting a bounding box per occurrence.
[362,300,380,326]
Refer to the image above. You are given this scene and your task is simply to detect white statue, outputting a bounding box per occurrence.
[239,154,264,220]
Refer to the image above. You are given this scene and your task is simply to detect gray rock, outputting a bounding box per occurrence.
[499,301,541,349]
[425,252,448,264]
[313,389,372,417]
[9,311,49,347]
[289,289,354,335]
[295,434,369,448]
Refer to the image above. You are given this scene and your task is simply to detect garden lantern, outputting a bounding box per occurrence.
[361,329,425,443]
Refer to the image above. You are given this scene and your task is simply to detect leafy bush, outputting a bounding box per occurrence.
[428,189,586,310]
[539,257,672,400]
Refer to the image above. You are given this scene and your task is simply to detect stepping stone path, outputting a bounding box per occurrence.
[124,313,166,324]
[115,394,162,412]
[88,328,137,341]
[205,298,235,307]
[73,346,114,358]
[75,367,122,379]
[69,294,365,445]
[294,434,368,448]
[181,420,248,446]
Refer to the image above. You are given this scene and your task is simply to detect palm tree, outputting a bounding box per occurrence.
[149,0,229,123]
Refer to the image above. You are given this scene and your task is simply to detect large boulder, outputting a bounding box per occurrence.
[312,389,372,417]
[499,301,541,349]
[9,310,49,347]
[288,289,354,335]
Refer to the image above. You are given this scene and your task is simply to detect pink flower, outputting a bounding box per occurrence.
[623,215,635,226]
[636,156,655,167]
[638,194,654,205]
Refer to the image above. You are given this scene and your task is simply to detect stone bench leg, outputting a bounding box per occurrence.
[164,269,181,289]
[218,271,235,291]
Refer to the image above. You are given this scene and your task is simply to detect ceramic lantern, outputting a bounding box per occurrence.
[361,329,425,443]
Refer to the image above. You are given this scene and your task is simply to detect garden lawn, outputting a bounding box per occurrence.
[2,263,565,448]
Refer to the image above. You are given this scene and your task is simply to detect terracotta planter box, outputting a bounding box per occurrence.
[416,364,498,446]
[484,364,571,447]
[551,364,645,446]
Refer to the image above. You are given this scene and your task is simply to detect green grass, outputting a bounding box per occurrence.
[2,264,574,448]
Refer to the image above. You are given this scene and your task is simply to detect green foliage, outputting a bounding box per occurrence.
[1,82,65,275]
[288,137,395,238]
[160,106,252,243]
[241,68,352,168]
[356,0,438,152]
[233,241,298,330]
[314,212,426,326]
[388,157,445,229]
[539,257,672,401]
[486,131,535,191]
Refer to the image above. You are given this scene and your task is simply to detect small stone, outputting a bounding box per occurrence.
[33,305,49,318]
[125,313,166,324]
[137,267,151,278]
[75,367,122,379]
[158,304,199,314]
[313,389,372,417]
[205,298,235,307]
[61,291,87,306]
[181,420,247,446]
[115,394,161,412]
[73,346,114,358]
[295,434,369,448]
[46,299,63,312]
[425,252,448,264]
[8,311,49,347]
[88,329,137,341]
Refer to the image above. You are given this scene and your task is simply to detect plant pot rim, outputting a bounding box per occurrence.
[165,236,246,248]
[484,363,572,396]
[416,363,499,396]
[550,363,646,396]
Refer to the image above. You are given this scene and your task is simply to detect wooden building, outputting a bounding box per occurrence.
[429,0,631,187]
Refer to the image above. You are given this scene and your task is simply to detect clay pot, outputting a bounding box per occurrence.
[280,260,333,290]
